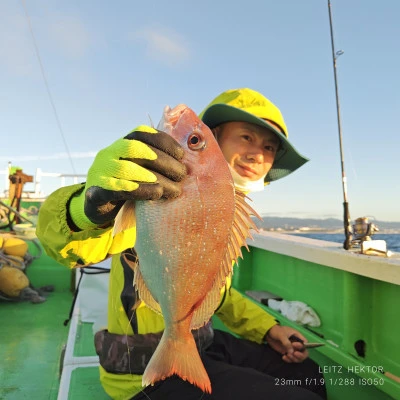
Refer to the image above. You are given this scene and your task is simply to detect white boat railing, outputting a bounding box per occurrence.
[0,166,86,199]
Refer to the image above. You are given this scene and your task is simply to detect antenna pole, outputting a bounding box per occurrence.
[327,0,352,249]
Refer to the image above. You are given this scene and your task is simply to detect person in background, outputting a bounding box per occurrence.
[37,88,327,399]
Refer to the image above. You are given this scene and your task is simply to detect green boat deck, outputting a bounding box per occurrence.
[0,244,73,399]
[1,235,399,399]
[0,241,111,400]
[57,319,108,400]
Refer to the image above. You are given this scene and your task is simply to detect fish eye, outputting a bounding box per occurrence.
[187,132,206,151]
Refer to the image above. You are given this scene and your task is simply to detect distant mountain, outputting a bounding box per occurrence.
[255,216,400,232]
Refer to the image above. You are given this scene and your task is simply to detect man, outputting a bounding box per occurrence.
[37,88,326,399]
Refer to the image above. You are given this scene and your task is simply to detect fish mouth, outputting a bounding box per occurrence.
[158,104,188,133]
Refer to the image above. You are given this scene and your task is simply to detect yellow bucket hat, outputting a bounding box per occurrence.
[199,88,308,182]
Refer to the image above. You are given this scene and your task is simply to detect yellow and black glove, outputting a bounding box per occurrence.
[69,125,186,229]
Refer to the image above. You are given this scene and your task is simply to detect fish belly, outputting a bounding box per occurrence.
[134,182,235,393]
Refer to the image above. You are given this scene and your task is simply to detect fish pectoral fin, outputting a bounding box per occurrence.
[135,267,161,314]
[113,200,136,237]
[142,330,211,393]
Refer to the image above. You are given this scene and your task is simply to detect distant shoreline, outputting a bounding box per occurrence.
[261,229,400,235]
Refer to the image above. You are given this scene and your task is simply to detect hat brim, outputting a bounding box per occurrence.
[201,104,309,182]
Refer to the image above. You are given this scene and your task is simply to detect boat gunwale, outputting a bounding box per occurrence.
[248,231,400,286]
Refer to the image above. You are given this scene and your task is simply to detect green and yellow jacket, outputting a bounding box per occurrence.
[36,183,277,400]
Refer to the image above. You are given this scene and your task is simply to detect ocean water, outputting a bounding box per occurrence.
[291,233,400,253]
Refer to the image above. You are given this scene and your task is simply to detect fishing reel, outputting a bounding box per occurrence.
[350,217,388,256]
[352,217,379,242]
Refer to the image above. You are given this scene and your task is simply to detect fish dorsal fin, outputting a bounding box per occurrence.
[190,190,260,329]
[113,200,136,237]
[219,189,260,280]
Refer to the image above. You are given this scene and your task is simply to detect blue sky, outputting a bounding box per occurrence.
[1,0,399,222]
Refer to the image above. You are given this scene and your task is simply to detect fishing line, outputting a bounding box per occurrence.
[138,389,152,399]
[19,0,77,175]
[147,113,155,128]
[126,310,137,376]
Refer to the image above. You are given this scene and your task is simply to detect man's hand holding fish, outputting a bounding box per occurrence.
[68,126,187,228]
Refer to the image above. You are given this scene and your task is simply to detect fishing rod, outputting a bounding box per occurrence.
[327,0,352,250]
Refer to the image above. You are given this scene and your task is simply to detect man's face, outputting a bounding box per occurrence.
[216,121,280,182]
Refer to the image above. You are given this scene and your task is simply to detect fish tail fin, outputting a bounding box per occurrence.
[142,328,211,393]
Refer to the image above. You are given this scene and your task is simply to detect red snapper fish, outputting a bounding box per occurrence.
[116,104,259,393]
